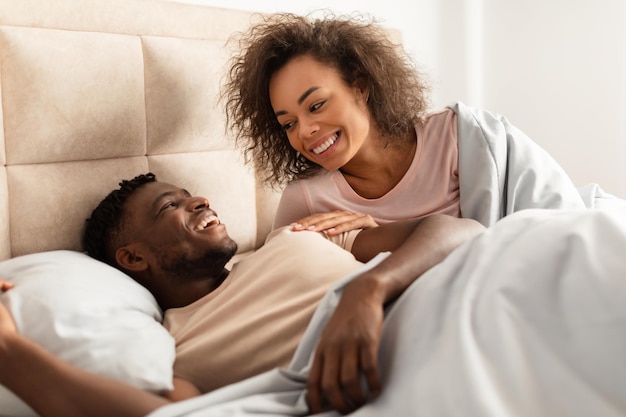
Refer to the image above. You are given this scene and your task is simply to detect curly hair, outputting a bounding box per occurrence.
[82,173,157,267]
[223,12,430,188]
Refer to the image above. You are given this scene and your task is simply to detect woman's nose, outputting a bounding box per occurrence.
[299,117,319,139]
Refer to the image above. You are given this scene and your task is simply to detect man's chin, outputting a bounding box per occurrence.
[158,240,238,278]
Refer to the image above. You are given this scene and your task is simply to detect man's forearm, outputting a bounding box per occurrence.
[0,333,169,417]
[306,215,484,412]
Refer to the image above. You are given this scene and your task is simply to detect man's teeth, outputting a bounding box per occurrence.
[196,216,220,231]
[312,134,338,155]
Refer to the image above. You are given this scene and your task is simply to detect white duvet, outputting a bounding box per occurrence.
[147,206,626,417]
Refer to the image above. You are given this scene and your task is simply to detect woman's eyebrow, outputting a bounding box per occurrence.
[297,86,319,105]
[274,86,320,117]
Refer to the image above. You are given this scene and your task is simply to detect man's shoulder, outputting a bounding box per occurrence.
[239,227,361,277]
[265,226,330,246]
[265,226,360,253]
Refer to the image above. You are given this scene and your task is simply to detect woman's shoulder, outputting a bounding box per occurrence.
[424,106,457,124]
[419,106,458,146]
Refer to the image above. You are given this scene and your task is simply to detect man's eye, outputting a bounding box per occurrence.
[161,202,176,211]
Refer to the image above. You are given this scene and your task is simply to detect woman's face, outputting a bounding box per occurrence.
[269,55,371,171]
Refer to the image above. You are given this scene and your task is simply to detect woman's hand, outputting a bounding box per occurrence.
[292,211,378,236]
[306,275,385,414]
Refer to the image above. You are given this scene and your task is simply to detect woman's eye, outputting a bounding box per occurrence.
[310,101,325,112]
[282,121,295,131]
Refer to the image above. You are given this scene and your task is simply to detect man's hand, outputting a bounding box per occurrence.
[1,279,14,292]
[305,215,485,414]
[291,211,378,236]
[0,298,18,350]
[0,279,17,345]
[306,276,385,414]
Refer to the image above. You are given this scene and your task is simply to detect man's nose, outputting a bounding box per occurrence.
[187,196,209,211]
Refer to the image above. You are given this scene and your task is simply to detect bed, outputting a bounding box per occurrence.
[1,0,626,416]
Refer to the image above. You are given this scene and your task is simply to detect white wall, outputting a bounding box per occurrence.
[480,0,626,198]
[172,0,626,198]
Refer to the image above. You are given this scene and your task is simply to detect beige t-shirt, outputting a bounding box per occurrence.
[163,227,362,393]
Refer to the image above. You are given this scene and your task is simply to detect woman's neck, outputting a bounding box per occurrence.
[340,130,417,199]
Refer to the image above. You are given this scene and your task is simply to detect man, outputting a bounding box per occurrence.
[0,173,484,417]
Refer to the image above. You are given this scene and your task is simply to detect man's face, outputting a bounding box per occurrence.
[123,181,237,279]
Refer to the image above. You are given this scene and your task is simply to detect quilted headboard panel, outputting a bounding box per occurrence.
[0,0,280,260]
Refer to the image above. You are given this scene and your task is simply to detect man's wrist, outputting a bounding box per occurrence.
[346,272,388,306]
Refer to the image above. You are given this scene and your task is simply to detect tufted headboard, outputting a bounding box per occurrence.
[0,0,280,261]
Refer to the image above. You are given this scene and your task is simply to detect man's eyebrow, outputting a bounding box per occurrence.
[274,86,320,117]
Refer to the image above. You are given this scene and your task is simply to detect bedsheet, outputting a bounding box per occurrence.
[453,101,626,224]
[148,207,626,417]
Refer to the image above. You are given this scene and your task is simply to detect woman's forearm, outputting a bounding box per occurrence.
[352,214,485,304]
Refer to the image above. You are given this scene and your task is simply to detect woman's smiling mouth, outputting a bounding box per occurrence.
[311,133,339,155]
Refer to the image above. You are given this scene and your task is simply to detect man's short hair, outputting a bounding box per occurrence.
[82,173,157,267]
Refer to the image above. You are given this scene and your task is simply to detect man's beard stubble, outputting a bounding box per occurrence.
[155,238,238,282]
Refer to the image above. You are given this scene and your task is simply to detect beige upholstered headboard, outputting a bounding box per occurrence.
[0,0,280,261]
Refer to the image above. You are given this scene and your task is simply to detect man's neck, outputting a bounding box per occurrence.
[157,268,230,310]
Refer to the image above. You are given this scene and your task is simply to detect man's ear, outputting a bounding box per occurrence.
[115,243,149,273]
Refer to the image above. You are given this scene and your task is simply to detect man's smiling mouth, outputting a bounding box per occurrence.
[195,215,221,231]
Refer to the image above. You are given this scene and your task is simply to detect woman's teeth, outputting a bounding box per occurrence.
[312,134,338,155]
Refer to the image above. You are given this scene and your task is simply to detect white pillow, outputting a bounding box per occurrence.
[0,250,175,417]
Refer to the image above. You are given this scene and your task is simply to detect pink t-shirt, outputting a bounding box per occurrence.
[163,227,362,393]
[273,108,460,229]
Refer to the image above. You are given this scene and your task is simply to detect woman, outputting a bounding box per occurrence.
[223,13,585,234]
